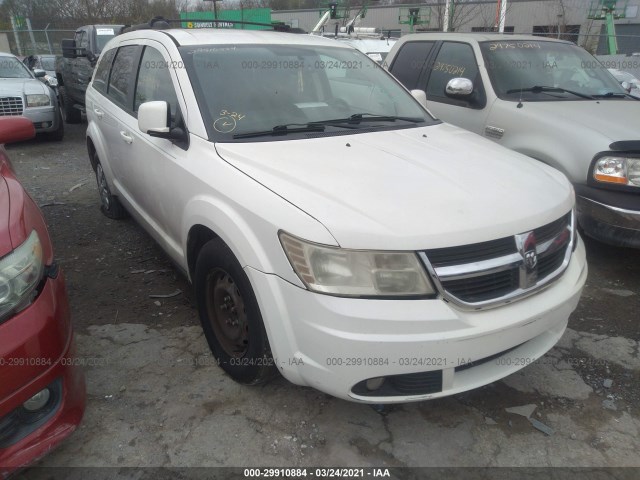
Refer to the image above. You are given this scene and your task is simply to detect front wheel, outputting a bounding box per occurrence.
[195,239,276,385]
[59,86,81,124]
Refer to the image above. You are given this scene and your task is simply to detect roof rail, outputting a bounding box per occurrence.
[120,16,305,34]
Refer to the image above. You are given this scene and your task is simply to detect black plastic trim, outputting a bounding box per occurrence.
[609,141,640,152]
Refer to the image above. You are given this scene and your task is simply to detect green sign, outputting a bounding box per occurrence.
[13,16,26,29]
[180,9,273,30]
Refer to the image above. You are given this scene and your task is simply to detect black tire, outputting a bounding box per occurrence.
[45,111,64,141]
[59,86,81,124]
[195,239,276,385]
[93,153,127,219]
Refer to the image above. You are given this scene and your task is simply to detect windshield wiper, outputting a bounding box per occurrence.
[344,113,424,123]
[592,91,638,100]
[232,123,325,139]
[505,86,594,100]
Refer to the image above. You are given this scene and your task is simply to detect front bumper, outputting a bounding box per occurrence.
[21,106,60,134]
[0,272,85,476]
[576,185,640,248]
[246,237,587,403]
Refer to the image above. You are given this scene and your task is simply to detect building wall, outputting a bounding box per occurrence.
[272,0,640,53]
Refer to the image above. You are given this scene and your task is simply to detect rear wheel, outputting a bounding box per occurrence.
[195,239,276,385]
[93,153,127,219]
[59,86,81,124]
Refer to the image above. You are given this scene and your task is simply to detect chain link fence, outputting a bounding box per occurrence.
[0,29,75,57]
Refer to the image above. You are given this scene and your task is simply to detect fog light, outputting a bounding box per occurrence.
[366,377,385,391]
[42,122,51,128]
[23,388,51,412]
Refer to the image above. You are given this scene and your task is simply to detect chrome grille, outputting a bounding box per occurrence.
[421,212,574,309]
[0,96,24,116]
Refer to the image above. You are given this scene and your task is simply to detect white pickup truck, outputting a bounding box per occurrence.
[386,34,640,248]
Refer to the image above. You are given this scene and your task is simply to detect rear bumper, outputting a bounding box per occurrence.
[0,273,85,476]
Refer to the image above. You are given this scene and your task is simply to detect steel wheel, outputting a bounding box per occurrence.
[195,239,276,384]
[205,268,249,357]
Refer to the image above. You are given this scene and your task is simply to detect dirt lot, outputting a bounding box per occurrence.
[6,123,640,478]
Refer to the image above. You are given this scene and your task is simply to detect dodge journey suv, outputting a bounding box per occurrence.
[85,23,586,403]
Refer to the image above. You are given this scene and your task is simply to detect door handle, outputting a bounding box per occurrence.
[94,108,104,119]
[119,131,133,144]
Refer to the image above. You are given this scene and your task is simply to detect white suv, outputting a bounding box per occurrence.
[86,24,587,403]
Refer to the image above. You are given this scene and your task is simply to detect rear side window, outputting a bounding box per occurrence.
[107,46,138,109]
[92,48,116,95]
[426,42,480,100]
[389,41,435,90]
[134,46,179,120]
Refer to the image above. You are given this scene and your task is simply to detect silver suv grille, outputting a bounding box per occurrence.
[420,211,574,309]
[0,97,24,116]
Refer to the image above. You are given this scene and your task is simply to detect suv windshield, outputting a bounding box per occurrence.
[180,44,434,141]
[0,56,33,79]
[480,40,627,101]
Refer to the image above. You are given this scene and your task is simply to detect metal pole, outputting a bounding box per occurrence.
[443,0,451,32]
[498,0,508,33]
[10,16,23,56]
[44,23,53,54]
[26,18,37,54]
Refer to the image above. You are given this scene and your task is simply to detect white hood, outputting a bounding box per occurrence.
[216,123,574,250]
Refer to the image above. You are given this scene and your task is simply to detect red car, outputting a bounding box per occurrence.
[0,117,85,476]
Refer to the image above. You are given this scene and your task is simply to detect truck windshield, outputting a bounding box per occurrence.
[95,28,118,53]
[0,56,33,79]
[480,40,627,100]
[180,44,434,142]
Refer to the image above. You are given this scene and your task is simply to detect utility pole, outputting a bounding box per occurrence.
[498,0,508,33]
[443,0,452,32]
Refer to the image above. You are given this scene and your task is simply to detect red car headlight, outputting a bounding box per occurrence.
[0,231,45,323]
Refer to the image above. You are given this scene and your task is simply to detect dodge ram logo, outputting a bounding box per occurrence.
[524,249,537,270]
[516,231,538,288]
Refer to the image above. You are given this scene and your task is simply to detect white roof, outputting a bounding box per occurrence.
[119,28,353,48]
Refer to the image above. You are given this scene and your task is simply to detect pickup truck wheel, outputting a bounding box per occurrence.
[94,156,127,219]
[195,239,276,385]
[59,86,82,124]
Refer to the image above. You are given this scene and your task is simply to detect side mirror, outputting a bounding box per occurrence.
[33,69,46,78]
[61,39,77,58]
[410,89,427,108]
[0,117,36,144]
[445,78,474,97]
[61,39,87,59]
[621,81,631,93]
[139,101,170,134]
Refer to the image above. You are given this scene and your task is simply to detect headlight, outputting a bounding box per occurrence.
[26,94,51,107]
[280,232,434,297]
[593,156,640,187]
[44,75,58,87]
[0,231,45,323]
